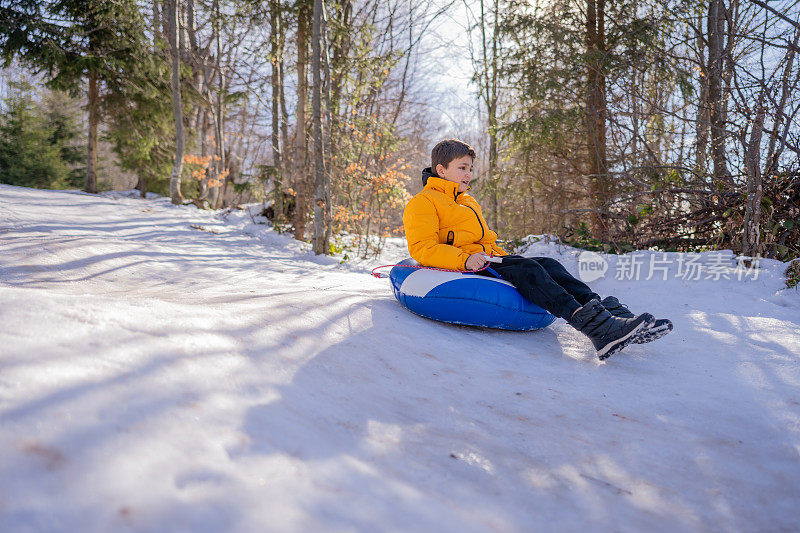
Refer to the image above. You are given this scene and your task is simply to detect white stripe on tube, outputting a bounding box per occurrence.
[398,269,515,298]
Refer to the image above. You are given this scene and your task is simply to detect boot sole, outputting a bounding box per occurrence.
[632,320,673,344]
[597,315,656,361]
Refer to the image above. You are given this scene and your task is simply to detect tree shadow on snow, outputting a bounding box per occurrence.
[233,296,800,532]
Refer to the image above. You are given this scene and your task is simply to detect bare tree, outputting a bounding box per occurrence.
[707,0,731,182]
[212,0,226,208]
[465,0,503,229]
[311,0,329,254]
[585,0,610,240]
[294,1,311,241]
[168,0,185,205]
[270,0,284,224]
[740,19,800,257]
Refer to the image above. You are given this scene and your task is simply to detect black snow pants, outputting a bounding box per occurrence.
[477,255,601,320]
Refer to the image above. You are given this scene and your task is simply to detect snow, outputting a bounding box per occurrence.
[1,183,799,532]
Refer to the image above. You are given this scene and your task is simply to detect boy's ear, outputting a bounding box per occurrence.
[435,163,447,177]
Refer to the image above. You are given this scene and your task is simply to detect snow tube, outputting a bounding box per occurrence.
[389,258,556,330]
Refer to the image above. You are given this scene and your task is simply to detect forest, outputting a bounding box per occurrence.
[1,0,798,261]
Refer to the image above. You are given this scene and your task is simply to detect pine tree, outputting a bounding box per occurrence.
[1,0,150,193]
[103,61,174,197]
[0,81,83,189]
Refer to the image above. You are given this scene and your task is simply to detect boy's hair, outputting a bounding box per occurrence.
[431,139,475,175]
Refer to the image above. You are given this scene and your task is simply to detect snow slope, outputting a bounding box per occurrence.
[1,183,799,532]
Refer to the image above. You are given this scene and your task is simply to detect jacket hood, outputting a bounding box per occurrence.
[421,167,437,186]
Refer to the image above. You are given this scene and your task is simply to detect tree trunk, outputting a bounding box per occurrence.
[270,0,284,224]
[329,0,352,120]
[278,5,290,199]
[707,0,730,182]
[311,0,327,255]
[152,0,161,44]
[279,60,290,180]
[322,5,332,253]
[161,0,170,45]
[187,0,208,203]
[480,0,501,230]
[168,0,185,205]
[293,2,310,241]
[585,0,609,240]
[137,177,147,198]
[84,69,99,194]
[213,0,226,208]
[695,16,709,177]
[742,94,766,258]
[200,110,209,201]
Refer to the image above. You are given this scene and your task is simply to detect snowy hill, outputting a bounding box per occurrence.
[1,183,799,532]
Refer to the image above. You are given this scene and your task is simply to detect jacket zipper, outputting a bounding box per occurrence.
[453,188,487,253]
[464,204,487,253]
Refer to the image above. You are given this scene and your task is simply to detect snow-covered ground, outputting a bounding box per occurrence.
[1,184,799,532]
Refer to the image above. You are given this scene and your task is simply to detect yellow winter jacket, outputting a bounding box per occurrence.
[403,173,507,270]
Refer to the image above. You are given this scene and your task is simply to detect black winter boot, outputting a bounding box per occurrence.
[569,299,655,360]
[600,296,673,344]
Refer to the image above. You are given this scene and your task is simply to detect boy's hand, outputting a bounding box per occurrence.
[465,253,488,271]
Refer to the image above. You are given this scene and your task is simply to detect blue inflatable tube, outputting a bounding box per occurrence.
[389,258,555,330]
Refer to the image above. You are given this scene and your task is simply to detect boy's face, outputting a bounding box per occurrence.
[436,155,474,192]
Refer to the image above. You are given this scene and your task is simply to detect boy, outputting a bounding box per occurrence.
[403,138,672,359]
